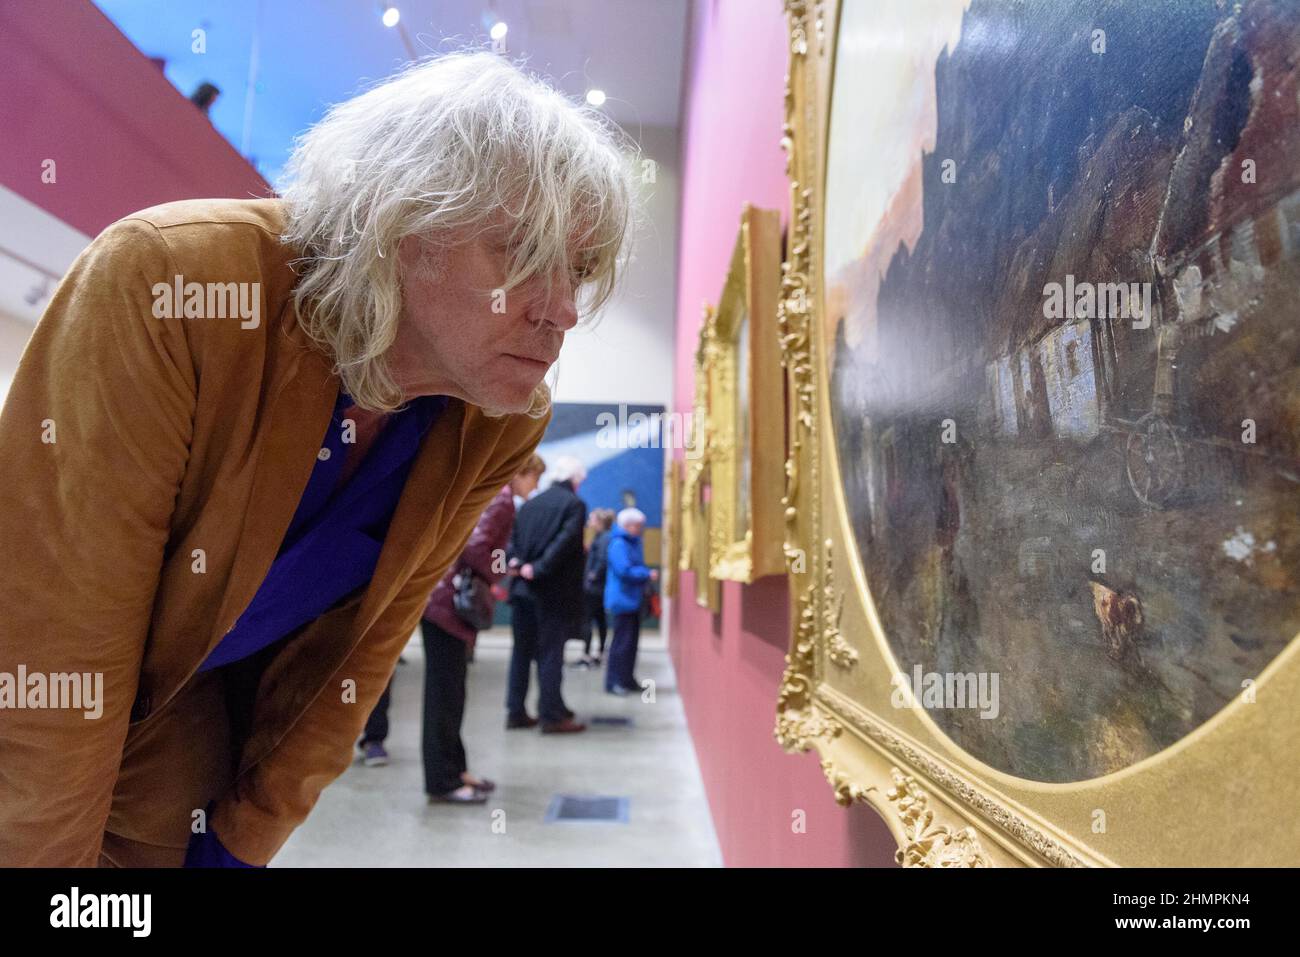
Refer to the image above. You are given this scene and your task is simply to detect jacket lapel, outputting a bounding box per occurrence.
[351,397,470,638]
[206,340,338,661]
[232,398,471,777]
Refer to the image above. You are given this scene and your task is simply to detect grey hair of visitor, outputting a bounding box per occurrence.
[617,507,646,529]
[548,455,587,485]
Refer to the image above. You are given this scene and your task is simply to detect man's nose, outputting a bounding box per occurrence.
[541,290,579,332]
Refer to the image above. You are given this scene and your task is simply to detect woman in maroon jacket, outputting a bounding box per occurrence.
[423,453,546,802]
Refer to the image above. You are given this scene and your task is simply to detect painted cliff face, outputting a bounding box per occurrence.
[825,0,1300,782]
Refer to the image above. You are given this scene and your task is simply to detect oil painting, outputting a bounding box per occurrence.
[824,0,1300,782]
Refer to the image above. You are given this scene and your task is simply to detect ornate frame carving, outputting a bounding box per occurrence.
[774,0,1300,867]
[708,204,787,584]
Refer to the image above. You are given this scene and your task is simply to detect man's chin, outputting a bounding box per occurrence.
[471,380,538,414]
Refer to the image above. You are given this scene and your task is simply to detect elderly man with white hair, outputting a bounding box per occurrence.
[504,455,591,733]
[0,51,634,866]
[603,507,659,696]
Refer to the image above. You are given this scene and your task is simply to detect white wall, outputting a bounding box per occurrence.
[549,123,679,409]
[0,186,94,406]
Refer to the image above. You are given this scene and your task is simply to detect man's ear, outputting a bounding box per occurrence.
[399,234,447,284]
[396,235,420,272]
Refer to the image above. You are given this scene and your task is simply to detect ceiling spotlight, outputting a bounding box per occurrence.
[381,5,400,27]
[586,88,607,107]
[490,21,508,41]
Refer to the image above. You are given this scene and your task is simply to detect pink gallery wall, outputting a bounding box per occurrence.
[671,0,896,867]
[0,0,268,238]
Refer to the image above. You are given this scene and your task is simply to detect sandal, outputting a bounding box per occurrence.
[430,784,487,804]
[461,773,496,793]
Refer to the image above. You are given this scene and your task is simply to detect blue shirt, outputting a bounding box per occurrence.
[185,386,446,867]
[198,388,447,673]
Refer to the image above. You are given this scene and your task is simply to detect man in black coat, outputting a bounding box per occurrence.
[505,456,589,733]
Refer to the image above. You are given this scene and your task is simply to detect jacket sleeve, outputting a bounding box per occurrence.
[583,531,601,587]
[207,411,548,865]
[461,487,515,584]
[505,519,520,566]
[529,498,586,581]
[0,219,197,866]
[607,536,651,584]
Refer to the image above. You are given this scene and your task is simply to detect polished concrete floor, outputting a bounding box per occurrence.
[276,626,722,867]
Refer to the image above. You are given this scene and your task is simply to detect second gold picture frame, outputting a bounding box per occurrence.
[708,204,786,584]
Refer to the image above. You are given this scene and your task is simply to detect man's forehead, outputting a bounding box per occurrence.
[418,212,601,270]
[495,208,600,245]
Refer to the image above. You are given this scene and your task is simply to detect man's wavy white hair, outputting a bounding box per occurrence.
[279,50,639,416]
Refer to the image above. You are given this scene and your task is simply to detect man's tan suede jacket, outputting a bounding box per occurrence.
[0,199,550,865]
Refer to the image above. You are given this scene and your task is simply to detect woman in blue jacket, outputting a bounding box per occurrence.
[603,508,659,694]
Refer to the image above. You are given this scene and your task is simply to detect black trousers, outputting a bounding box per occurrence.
[605,611,641,692]
[583,591,608,655]
[506,595,571,722]
[421,619,469,795]
[362,679,392,745]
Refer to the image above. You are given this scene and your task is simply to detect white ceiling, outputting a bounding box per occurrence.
[400,0,690,128]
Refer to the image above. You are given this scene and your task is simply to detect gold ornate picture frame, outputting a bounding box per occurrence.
[681,304,721,612]
[708,205,787,584]
[662,456,682,600]
[775,0,1300,867]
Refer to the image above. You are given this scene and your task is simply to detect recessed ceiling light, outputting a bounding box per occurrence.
[586,89,607,107]
[382,5,400,27]
[490,21,508,41]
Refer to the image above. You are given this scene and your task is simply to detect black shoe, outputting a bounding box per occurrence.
[540,718,587,734]
[506,713,540,730]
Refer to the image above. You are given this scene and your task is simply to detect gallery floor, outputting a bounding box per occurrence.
[275,626,722,867]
